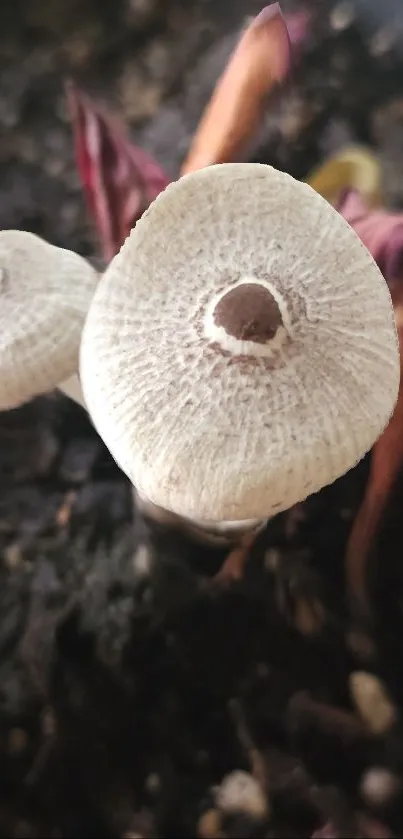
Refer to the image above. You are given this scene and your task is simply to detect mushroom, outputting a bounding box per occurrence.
[0,229,98,411]
[80,162,399,557]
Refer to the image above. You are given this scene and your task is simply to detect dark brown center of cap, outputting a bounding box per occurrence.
[213,282,283,344]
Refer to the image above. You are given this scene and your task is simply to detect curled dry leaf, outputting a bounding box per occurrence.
[307,151,403,609]
[337,190,403,283]
[66,80,169,261]
[181,2,309,175]
[337,190,403,609]
[306,146,382,209]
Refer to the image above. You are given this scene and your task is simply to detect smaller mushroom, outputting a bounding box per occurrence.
[0,229,98,411]
[80,163,399,554]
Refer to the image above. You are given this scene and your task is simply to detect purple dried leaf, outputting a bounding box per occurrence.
[339,188,403,610]
[66,80,169,261]
[337,188,403,285]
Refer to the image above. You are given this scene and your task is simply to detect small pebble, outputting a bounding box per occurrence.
[215,770,269,821]
[145,772,160,794]
[360,766,401,807]
[370,28,396,57]
[133,544,153,577]
[125,0,159,29]
[3,543,23,569]
[44,157,66,178]
[119,66,161,121]
[349,672,397,734]
[330,2,355,32]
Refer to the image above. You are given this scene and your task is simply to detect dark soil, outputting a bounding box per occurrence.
[2,1,403,837]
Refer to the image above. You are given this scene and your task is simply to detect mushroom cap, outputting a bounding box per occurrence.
[0,230,98,410]
[80,163,399,522]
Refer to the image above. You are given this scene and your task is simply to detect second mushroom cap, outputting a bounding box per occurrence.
[0,229,98,411]
[80,163,399,522]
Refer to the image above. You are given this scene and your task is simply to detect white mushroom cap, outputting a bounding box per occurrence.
[80,163,399,522]
[0,229,98,411]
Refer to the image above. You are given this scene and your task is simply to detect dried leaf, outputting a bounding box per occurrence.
[346,343,403,608]
[337,190,403,608]
[306,146,382,209]
[338,189,403,284]
[66,80,169,261]
[181,3,309,175]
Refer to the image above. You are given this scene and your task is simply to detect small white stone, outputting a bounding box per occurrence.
[361,766,400,807]
[133,544,153,577]
[349,671,397,734]
[216,770,269,820]
[264,548,281,572]
[330,2,354,31]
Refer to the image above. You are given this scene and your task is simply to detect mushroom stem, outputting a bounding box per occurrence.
[58,373,86,409]
[134,488,266,548]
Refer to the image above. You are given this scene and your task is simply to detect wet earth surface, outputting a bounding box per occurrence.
[2,0,403,836]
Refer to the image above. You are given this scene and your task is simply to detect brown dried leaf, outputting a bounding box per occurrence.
[338,189,403,283]
[337,190,403,608]
[181,3,308,175]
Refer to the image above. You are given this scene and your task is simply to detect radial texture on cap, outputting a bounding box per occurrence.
[0,230,98,410]
[80,163,399,522]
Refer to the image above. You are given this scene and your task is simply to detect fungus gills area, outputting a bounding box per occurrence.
[213,282,283,343]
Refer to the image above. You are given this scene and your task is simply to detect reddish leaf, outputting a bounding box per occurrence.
[66,80,170,261]
[312,816,393,839]
[181,3,309,175]
[338,189,403,284]
[338,189,403,609]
